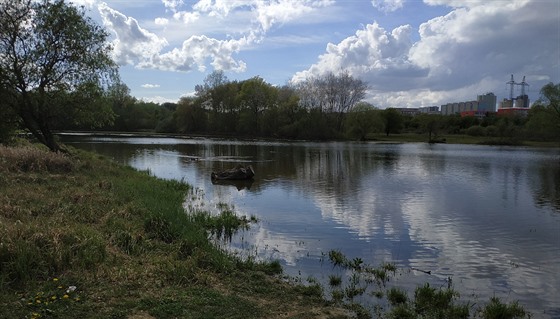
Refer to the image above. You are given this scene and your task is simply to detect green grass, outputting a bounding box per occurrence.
[0,144,350,319]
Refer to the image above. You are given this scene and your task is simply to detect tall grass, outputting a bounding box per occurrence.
[0,145,74,173]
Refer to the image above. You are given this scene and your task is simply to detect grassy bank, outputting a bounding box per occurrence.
[0,144,349,319]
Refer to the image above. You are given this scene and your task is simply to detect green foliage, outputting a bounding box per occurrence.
[387,287,408,306]
[466,125,486,136]
[329,275,343,287]
[480,297,527,319]
[345,102,384,140]
[0,0,118,151]
[382,108,404,136]
[414,283,469,319]
[190,208,253,241]
[525,82,560,141]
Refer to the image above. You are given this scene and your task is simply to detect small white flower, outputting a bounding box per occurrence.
[66,286,77,293]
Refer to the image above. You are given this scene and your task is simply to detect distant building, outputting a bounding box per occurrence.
[499,99,513,109]
[498,94,530,117]
[419,106,440,114]
[393,108,420,116]
[477,93,497,112]
[441,101,479,115]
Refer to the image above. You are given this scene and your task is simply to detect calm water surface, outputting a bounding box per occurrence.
[62,135,560,318]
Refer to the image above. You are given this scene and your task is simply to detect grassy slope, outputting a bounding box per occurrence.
[0,145,349,319]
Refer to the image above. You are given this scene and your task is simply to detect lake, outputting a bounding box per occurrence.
[61,134,560,318]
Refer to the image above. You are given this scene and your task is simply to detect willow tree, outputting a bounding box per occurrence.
[0,0,117,151]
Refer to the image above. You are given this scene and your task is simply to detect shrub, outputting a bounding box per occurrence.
[481,297,527,319]
[466,125,486,136]
[387,287,408,306]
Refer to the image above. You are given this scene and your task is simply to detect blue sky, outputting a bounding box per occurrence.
[73,0,559,108]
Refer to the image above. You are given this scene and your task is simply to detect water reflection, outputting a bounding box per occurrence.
[61,135,560,318]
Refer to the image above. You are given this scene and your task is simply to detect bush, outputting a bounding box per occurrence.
[387,287,408,305]
[466,125,486,136]
[481,297,527,319]
[485,125,499,137]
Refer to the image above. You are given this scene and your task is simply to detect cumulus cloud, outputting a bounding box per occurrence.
[162,0,184,12]
[142,34,251,72]
[255,0,333,32]
[98,3,168,66]
[69,0,96,8]
[371,0,405,13]
[154,17,169,26]
[292,22,425,89]
[97,0,334,74]
[293,0,559,107]
[141,84,161,88]
[140,96,179,104]
[172,11,200,24]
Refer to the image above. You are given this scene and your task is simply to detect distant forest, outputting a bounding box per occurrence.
[61,72,560,143]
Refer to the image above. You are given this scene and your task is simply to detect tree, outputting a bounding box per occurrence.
[296,71,367,133]
[525,82,560,140]
[416,114,444,142]
[345,102,383,140]
[382,108,404,136]
[0,0,117,151]
[238,76,277,135]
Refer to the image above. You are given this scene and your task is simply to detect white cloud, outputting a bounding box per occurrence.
[69,0,96,8]
[141,34,251,72]
[141,84,161,88]
[154,17,169,26]
[97,0,335,74]
[192,0,251,18]
[162,0,184,12]
[172,11,200,24]
[293,0,559,108]
[255,0,333,32]
[140,96,179,104]
[292,22,422,88]
[98,3,168,66]
[371,0,405,13]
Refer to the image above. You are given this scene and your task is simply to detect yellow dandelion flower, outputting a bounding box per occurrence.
[62,294,69,299]
[36,300,41,304]
[51,296,57,300]
[53,278,59,282]
[57,286,63,289]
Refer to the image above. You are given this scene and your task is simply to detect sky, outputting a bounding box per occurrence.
[71,0,559,108]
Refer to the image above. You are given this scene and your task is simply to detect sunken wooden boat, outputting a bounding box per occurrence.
[211,164,255,181]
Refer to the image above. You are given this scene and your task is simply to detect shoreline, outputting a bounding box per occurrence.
[54,130,560,149]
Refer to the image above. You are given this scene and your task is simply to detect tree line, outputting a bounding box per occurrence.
[87,75,560,145]
[1,0,559,152]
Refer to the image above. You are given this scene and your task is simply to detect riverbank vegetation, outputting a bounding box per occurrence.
[0,143,533,318]
[37,75,559,147]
